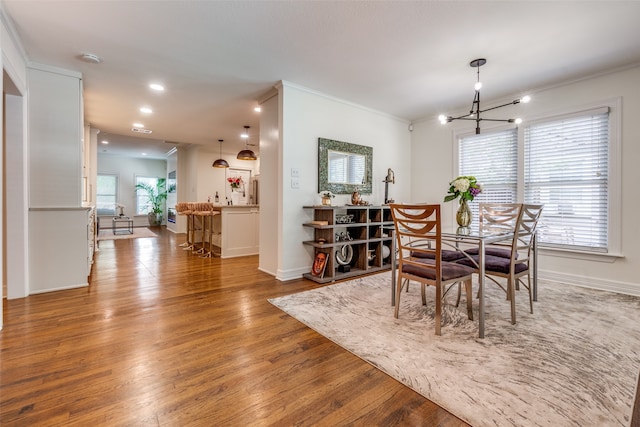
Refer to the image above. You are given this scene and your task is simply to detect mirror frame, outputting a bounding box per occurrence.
[318,138,372,194]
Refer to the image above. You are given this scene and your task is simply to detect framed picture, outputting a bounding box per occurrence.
[311,252,328,278]
[225,168,252,205]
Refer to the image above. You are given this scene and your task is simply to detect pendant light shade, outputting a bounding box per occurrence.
[212,139,229,168]
[237,125,257,160]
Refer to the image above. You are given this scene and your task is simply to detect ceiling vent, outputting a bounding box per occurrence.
[131,127,152,134]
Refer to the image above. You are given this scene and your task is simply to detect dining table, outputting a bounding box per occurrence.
[388,225,538,338]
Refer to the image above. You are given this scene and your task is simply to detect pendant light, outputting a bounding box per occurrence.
[237,125,257,160]
[212,139,229,168]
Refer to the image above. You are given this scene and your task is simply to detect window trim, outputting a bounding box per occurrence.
[453,97,622,260]
[135,175,163,216]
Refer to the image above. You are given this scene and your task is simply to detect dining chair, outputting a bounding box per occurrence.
[389,203,475,335]
[464,203,522,258]
[457,204,544,324]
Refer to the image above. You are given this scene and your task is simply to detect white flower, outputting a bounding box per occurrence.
[452,178,470,193]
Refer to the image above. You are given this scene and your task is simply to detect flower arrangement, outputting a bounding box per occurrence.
[227,176,243,190]
[321,191,335,199]
[444,176,482,203]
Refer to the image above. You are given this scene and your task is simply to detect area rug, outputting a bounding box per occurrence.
[269,272,640,427]
[97,227,157,241]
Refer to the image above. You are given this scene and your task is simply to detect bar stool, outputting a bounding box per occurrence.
[191,202,209,255]
[198,203,220,258]
[175,203,193,249]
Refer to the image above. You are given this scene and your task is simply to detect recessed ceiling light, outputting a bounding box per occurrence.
[133,123,144,128]
[149,83,164,91]
[101,140,109,144]
[140,107,152,114]
[254,106,261,112]
[142,153,148,156]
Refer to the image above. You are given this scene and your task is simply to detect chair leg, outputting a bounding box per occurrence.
[394,278,406,318]
[526,275,533,314]
[435,284,442,336]
[509,278,516,325]
[455,283,462,307]
[464,279,474,321]
[421,283,427,306]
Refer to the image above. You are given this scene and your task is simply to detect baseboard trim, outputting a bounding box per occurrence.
[539,269,640,296]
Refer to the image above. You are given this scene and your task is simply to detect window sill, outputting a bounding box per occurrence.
[538,246,623,263]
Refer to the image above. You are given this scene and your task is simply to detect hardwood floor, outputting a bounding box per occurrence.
[1,227,468,426]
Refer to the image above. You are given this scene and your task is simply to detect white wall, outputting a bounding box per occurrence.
[275,81,411,281]
[194,145,259,204]
[97,155,167,227]
[411,65,640,295]
[258,92,279,276]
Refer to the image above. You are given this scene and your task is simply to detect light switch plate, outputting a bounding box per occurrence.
[291,178,300,189]
[291,168,300,178]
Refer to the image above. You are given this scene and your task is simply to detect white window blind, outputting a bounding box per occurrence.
[328,151,365,185]
[96,174,118,216]
[459,128,517,218]
[524,108,609,251]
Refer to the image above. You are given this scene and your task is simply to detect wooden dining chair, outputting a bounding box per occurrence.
[457,204,544,324]
[389,204,475,336]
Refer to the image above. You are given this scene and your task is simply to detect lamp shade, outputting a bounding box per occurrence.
[212,139,229,168]
[236,149,257,160]
[212,158,229,168]
[237,125,257,160]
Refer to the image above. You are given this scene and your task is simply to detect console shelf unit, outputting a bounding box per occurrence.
[302,205,394,284]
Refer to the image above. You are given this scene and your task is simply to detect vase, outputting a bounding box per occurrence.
[456,199,472,227]
[230,190,241,206]
[321,197,332,206]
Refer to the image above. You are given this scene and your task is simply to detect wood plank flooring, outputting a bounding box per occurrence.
[1,227,468,426]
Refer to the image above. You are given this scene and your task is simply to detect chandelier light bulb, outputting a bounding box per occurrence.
[520,95,531,103]
[438,115,448,124]
[474,82,482,91]
[515,118,523,124]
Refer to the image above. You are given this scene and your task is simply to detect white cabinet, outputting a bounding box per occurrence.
[27,65,92,294]
[28,208,93,293]
[212,206,259,258]
[28,65,83,208]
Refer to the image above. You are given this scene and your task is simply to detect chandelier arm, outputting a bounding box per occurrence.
[478,99,520,114]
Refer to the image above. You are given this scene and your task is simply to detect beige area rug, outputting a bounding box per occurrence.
[269,272,640,426]
[97,227,157,241]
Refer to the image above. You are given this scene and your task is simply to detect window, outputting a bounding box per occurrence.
[136,176,161,215]
[458,128,517,220]
[457,103,617,254]
[524,108,609,252]
[96,174,118,216]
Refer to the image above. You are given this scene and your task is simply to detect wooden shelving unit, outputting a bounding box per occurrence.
[302,205,394,284]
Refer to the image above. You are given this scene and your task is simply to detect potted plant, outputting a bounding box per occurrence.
[135,178,168,226]
[320,191,335,206]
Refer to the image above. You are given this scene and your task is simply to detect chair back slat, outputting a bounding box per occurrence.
[390,204,442,280]
[479,203,521,234]
[513,204,544,260]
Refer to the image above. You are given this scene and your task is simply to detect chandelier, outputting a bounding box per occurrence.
[438,58,530,134]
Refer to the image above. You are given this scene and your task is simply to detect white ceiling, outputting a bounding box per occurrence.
[3,1,640,160]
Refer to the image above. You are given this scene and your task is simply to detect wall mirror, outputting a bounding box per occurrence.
[318,138,372,194]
